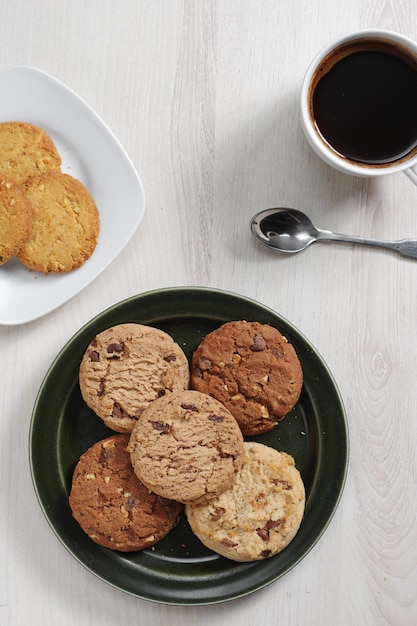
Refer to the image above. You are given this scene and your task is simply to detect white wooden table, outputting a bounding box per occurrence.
[1,2,416,624]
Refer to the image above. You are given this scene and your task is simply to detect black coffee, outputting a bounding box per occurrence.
[311,41,417,165]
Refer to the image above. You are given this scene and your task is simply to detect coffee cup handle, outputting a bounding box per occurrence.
[404,165,417,186]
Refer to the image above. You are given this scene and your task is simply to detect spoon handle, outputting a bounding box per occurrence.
[316,229,417,259]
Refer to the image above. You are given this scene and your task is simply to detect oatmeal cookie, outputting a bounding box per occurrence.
[128,389,244,505]
[0,178,32,264]
[0,121,61,184]
[190,321,303,435]
[69,434,183,551]
[185,441,305,561]
[17,171,99,273]
[79,323,190,433]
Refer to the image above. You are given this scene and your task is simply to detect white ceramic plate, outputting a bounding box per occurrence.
[0,66,145,325]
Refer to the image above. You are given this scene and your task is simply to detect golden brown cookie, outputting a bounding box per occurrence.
[0,121,61,184]
[128,389,245,505]
[69,434,183,552]
[185,442,305,561]
[190,321,303,435]
[17,171,100,273]
[79,323,190,433]
[0,178,33,265]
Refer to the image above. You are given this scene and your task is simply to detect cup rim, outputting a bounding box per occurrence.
[300,28,417,176]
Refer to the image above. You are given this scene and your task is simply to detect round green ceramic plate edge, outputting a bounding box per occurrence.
[29,287,349,605]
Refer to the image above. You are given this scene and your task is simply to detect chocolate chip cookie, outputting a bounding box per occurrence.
[128,389,245,505]
[69,434,183,551]
[185,442,305,561]
[190,321,303,435]
[79,323,190,433]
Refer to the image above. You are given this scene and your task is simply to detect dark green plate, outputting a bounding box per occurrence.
[29,287,348,605]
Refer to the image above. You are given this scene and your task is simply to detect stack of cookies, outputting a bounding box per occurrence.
[0,121,99,272]
[70,320,306,561]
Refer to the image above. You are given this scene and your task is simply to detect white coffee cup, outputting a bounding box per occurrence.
[300,29,417,185]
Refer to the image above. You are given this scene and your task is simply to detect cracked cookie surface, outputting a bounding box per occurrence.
[185,442,305,561]
[190,321,303,435]
[79,323,190,433]
[17,170,99,273]
[69,434,183,551]
[128,389,245,505]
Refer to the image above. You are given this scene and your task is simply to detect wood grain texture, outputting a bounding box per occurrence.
[1,1,417,625]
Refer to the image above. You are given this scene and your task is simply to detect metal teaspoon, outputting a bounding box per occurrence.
[250,208,417,259]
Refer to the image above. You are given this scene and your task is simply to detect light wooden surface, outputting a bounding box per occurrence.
[1,1,417,625]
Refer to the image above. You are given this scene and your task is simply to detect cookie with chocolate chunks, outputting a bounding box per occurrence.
[69,434,183,551]
[79,323,190,433]
[185,442,305,561]
[190,321,303,435]
[128,389,244,505]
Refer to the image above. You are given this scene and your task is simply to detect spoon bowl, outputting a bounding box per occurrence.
[250,207,417,259]
[251,208,319,253]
